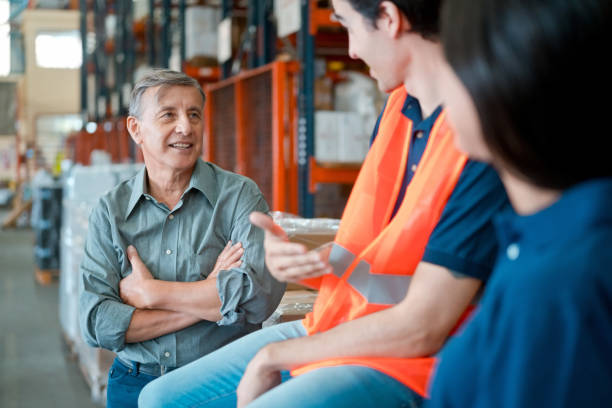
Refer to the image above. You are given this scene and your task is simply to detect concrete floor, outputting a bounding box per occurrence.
[0,216,97,408]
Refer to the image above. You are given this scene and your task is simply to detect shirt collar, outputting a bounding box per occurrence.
[125,158,217,220]
[185,159,218,206]
[494,178,612,248]
[415,106,443,133]
[400,94,443,134]
[126,166,147,219]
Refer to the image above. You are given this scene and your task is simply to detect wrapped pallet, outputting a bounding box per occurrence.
[271,211,339,250]
[59,163,142,403]
[262,290,320,327]
[266,211,339,303]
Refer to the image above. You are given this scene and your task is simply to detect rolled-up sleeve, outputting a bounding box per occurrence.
[79,200,135,352]
[216,187,285,326]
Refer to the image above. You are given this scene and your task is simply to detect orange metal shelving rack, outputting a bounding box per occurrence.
[203,60,300,214]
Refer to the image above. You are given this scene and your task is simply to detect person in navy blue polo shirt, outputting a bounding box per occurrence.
[370,94,507,281]
[428,0,612,407]
[138,1,510,406]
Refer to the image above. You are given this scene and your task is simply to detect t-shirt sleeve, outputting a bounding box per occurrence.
[422,160,510,281]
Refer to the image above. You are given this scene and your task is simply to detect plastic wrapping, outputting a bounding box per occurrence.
[58,163,142,403]
[270,211,339,250]
[262,290,319,327]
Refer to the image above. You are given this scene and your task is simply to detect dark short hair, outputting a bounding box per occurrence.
[347,0,442,39]
[442,0,612,189]
[129,69,205,118]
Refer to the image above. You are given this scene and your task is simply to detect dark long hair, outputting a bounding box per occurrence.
[348,0,442,39]
[442,0,612,189]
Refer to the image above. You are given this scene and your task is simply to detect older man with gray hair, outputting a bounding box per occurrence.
[79,69,285,408]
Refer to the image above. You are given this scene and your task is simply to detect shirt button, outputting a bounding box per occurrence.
[166,249,172,255]
[411,164,417,172]
[506,243,520,260]
[164,351,170,358]
[416,131,423,139]
[168,214,174,220]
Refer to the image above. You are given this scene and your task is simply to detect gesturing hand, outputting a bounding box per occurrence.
[249,212,332,283]
[209,241,244,279]
[119,245,154,309]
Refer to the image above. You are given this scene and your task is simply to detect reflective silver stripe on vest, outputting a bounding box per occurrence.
[328,243,412,305]
[328,244,356,278]
[348,260,412,305]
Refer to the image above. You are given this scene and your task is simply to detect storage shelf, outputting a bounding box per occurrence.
[183,64,221,83]
[309,157,361,193]
[310,5,341,34]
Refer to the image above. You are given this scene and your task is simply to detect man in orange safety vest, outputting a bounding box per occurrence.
[138,1,510,407]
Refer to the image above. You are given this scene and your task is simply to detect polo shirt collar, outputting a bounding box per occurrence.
[415,106,443,133]
[400,94,443,134]
[125,159,217,219]
[494,178,612,248]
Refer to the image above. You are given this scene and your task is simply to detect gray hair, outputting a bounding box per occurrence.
[128,69,206,118]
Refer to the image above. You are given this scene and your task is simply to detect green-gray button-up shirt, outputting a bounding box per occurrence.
[79,159,285,368]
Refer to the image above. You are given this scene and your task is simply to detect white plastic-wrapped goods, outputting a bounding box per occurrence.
[58,163,142,403]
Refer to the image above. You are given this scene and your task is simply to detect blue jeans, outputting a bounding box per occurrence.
[138,320,423,408]
[107,358,158,408]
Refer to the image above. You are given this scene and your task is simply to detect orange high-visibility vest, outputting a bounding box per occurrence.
[293,88,469,396]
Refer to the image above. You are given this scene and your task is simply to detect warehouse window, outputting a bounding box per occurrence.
[0,0,9,76]
[35,30,82,69]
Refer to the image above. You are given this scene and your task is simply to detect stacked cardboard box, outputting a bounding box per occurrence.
[185,6,221,64]
[315,110,370,164]
[262,213,340,325]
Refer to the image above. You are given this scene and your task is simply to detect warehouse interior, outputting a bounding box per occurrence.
[1,0,377,406]
[2,0,610,407]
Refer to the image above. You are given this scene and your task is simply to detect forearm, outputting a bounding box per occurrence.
[262,305,440,372]
[143,279,222,321]
[261,264,481,371]
[125,308,202,343]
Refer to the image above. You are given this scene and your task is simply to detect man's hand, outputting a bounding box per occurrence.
[119,245,155,309]
[249,212,332,283]
[209,241,243,279]
[236,346,282,408]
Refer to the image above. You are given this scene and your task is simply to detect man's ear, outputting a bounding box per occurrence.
[126,116,143,145]
[378,1,411,39]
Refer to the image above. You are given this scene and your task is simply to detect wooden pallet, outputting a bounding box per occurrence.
[34,267,59,285]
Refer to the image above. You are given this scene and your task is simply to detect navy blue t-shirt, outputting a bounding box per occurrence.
[427,178,612,408]
[370,94,509,280]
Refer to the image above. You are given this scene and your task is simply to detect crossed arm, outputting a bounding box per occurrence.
[236,213,483,407]
[120,242,244,343]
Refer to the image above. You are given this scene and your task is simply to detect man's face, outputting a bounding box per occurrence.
[332,0,405,92]
[131,85,204,173]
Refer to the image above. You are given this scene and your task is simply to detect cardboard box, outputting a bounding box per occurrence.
[271,213,339,290]
[314,77,334,110]
[314,110,370,164]
[186,6,221,60]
